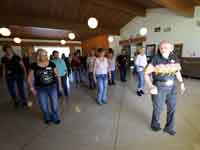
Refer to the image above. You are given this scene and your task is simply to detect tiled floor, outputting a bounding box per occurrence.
[0,74,200,150]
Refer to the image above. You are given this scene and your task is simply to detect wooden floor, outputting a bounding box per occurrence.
[0,74,199,150]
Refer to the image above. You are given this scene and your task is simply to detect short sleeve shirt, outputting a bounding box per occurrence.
[150,54,179,82]
[1,55,24,76]
[95,58,109,75]
[87,56,96,73]
[30,62,57,87]
[51,59,67,77]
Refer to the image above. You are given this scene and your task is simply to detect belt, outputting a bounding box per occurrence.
[155,80,174,86]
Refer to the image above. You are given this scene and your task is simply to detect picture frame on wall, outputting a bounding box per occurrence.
[145,44,156,57]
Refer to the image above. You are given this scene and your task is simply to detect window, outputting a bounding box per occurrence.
[34,46,70,57]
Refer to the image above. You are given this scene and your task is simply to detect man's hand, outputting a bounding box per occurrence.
[150,85,158,95]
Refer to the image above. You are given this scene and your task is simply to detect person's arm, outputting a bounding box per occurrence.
[144,64,155,88]
[93,60,97,83]
[54,68,62,90]
[28,70,37,96]
[176,70,186,94]
[2,64,6,78]
[19,60,27,78]
[108,60,112,80]
[144,64,158,95]
[62,60,68,76]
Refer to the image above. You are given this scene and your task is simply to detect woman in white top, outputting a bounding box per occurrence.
[87,50,96,89]
[135,48,147,96]
[93,48,111,105]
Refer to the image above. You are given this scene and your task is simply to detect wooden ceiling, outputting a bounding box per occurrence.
[0,0,197,41]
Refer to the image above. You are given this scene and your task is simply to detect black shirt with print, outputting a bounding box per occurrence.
[1,55,24,76]
[31,61,57,87]
[150,53,178,82]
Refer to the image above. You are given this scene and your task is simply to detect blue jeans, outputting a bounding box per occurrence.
[36,84,60,122]
[73,69,81,84]
[151,85,177,131]
[88,72,95,88]
[120,65,126,81]
[6,74,27,103]
[136,71,145,91]
[111,70,115,83]
[56,76,68,97]
[96,74,108,104]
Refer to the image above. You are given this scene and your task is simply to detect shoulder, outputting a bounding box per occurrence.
[49,61,56,67]
[169,54,178,62]
[150,55,161,65]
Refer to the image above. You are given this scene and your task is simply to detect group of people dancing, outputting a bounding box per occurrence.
[1,41,185,136]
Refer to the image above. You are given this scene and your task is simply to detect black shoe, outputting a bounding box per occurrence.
[44,120,51,124]
[151,126,162,132]
[140,90,145,95]
[21,102,28,108]
[137,91,142,96]
[13,100,20,108]
[112,82,116,85]
[163,128,176,136]
[54,120,61,125]
[102,101,108,104]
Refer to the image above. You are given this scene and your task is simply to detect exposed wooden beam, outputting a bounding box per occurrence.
[79,0,91,22]
[91,0,145,16]
[193,0,200,5]
[151,0,195,17]
[0,15,119,37]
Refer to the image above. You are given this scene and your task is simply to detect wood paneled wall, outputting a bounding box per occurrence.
[82,34,109,56]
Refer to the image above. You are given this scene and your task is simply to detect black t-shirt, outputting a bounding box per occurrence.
[1,55,24,76]
[30,62,57,87]
[150,54,178,82]
[117,55,128,66]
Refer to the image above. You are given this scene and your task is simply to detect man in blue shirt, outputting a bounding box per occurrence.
[52,50,68,97]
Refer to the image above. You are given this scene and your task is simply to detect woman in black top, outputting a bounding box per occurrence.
[28,49,62,124]
[1,45,27,107]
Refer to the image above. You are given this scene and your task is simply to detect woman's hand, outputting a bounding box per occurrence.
[30,87,37,96]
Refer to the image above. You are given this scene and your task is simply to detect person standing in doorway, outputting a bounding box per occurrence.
[52,50,68,97]
[87,50,96,89]
[28,49,62,124]
[1,45,28,107]
[117,49,128,82]
[135,47,147,96]
[93,48,111,105]
[145,41,186,136]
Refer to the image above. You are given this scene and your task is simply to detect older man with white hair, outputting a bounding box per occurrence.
[145,41,186,136]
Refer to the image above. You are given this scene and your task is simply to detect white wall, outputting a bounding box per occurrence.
[120,7,200,57]
[108,35,122,56]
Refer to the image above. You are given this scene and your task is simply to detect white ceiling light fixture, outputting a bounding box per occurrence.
[139,27,148,36]
[0,27,11,37]
[60,39,66,45]
[13,37,22,44]
[108,36,114,43]
[68,33,76,40]
[88,17,98,29]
